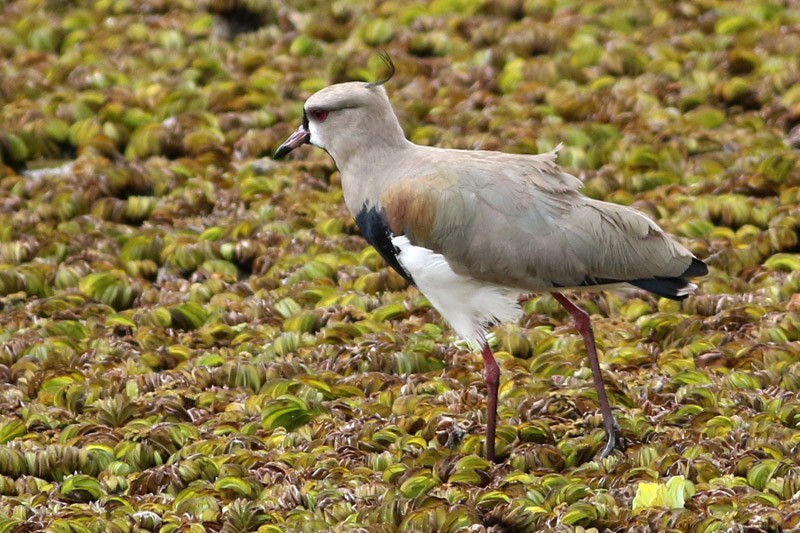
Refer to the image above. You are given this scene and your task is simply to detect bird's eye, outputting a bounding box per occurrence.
[309,109,328,122]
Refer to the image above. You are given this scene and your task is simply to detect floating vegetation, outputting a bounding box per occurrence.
[0,0,798,530]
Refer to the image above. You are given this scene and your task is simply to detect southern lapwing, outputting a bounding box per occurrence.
[274,59,707,462]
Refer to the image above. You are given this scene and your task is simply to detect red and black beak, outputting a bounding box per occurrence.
[274,114,311,159]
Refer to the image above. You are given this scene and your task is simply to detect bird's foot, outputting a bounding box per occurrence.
[599,422,626,458]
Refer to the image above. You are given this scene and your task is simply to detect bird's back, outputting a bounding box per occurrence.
[376,144,705,296]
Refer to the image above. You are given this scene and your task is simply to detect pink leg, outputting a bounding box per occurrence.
[480,341,499,462]
[552,292,622,457]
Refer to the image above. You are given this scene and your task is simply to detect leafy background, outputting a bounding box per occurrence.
[1,0,799,531]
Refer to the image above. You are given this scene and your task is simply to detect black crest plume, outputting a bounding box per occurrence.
[369,52,395,87]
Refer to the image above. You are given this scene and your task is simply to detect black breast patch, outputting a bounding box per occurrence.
[354,204,415,285]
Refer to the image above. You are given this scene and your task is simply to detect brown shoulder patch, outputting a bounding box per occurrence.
[381,175,453,243]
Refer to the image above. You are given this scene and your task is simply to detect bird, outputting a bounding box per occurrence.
[274,56,707,462]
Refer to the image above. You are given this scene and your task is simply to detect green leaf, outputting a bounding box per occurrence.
[196,353,225,367]
[0,419,25,444]
[499,58,525,94]
[665,475,696,508]
[79,271,136,310]
[60,474,106,501]
[672,370,712,385]
[476,490,511,510]
[399,472,436,498]
[283,310,320,333]
[261,395,313,431]
[169,302,208,330]
[372,303,407,322]
[764,253,800,272]
[362,19,394,46]
[0,518,24,532]
[746,459,781,490]
[689,107,726,129]
[289,35,323,57]
[715,14,754,35]
[561,502,598,525]
[275,298,301,320]
[214,476,253,497]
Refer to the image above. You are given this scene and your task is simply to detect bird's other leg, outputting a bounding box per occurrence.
[552,292,623,457]
[480,340,499,463]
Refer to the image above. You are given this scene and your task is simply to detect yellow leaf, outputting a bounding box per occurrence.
[633,475,695,511]
[632,481,663,510]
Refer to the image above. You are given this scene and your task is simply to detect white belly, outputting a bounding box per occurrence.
[392,235,522,343]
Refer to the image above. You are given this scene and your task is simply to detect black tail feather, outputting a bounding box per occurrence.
[629,277,694,301]
[579,257,708,301]
[628,258,707,301]
[682,257,708,278]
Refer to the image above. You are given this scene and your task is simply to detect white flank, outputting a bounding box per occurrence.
[392,235,522,343]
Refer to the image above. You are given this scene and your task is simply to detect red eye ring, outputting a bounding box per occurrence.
[309,109,328,122]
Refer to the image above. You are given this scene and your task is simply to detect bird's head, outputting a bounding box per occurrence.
[274,56,407,166]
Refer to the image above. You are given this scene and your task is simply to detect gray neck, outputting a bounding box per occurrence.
[332,114,415,215]
[327,105,408,166]
[338,141,416,216]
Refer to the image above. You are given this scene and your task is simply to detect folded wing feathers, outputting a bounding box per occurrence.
[382,146,698,294]
[580,201,691,279]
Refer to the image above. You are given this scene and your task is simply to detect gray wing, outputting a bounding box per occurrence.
[380,149,699,293]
